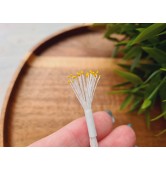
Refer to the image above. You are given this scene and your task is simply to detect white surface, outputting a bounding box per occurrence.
[0,23,77,115]
[0,0,165,23]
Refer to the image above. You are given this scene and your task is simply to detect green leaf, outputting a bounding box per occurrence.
[148,36,160,45]
[106,37,119,42]
[112,46,119,58]
[155,129,166,136]
[116,41,128,46]
[143,69,161,84]
[159,83,166,102]
[115,70,143,85]
[132,23,166,44]
[148,77,166,100]
[123,46,141,60]
[120,24,136,34]
[138,107,145,115]
[159,81,166,118]
[139,63,160,73]
[118,64,131,71]
[120,95,134,110]
[151,112,166,121]
[126,38,136,47]
[141,76,166,110]
[136,28,145,32]
[113,81,131,87]
[129,98,142,113]
[141,99,152,110]
[109,89,131,94]
[131,84,148,93]
[144,74,161,99]
[158,40,166,51]
[157,30,166,36]
[142,47,166,64]
[104,24,121,38]
[130,50,142,71]
[104,23,166,130]
[160,68,166,71]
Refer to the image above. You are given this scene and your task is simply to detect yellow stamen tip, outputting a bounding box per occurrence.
[86,72,89,77]
[72,76,77,79]
[67,74,73,78]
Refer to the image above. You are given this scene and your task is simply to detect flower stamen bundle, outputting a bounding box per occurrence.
[68,70,100,147]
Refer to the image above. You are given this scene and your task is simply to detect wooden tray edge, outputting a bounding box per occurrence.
[0,24,93,146]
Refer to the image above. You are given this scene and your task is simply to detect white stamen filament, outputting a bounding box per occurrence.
[68,70,100,147]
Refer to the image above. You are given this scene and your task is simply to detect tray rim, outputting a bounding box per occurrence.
[0,24,94,146]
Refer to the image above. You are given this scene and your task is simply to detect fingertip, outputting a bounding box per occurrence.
[93,111,114,140]
[120,125,136,146]
[99,125,136,147]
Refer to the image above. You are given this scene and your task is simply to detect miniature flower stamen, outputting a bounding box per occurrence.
[68,70,101,147]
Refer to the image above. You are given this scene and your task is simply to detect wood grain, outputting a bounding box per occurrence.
[1,25,166,146]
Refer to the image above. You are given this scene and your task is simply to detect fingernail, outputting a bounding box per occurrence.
[127,123,132,127]
[105,110,115,123]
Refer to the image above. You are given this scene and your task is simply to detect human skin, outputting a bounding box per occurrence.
[29,111,136,147]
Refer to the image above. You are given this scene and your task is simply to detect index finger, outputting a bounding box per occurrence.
[29,111,113,147]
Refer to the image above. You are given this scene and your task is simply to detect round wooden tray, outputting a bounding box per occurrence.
[1,25,166,146]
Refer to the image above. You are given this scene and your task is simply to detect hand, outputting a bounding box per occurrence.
[29,111,136,147]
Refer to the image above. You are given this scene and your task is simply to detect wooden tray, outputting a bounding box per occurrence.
[1,25,166,146]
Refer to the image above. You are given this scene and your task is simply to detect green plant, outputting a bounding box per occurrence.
[103,23,166,134]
